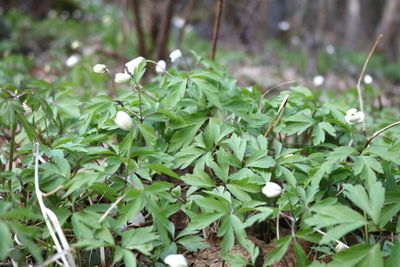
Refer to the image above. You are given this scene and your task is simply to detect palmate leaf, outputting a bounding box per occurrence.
[306,205,367,244]
[0,221,12,260]
[263,236,291,266]
[343,181,385,224]
[328,244,383,267]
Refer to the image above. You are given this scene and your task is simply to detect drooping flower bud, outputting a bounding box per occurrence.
[335,243,347,253]
[164,254,188,267]
[114,73,131,84]
[345,108,364,124]
[93,64,107,73]
[169,49,182,63]
[65,54,81,67]
[262,182,282,198]
[114,111,133,131]
[125,56,145,75]
[155,60,167,74]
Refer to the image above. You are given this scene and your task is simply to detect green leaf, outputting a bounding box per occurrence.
[329,244,383,267]
[343,181,385,224]
[294,239,309,266]
[181,169,215,188]
[177,235,209,252]
[245,151,275,169]
[263,236,291,266]
[228,133,247,162]
[0,221,12,260]
[180,213,224,237]
[386,242,400,267]
[138,123,157,147]
[123,249,137,267]
[169,119,206,152]
[122,226,158,255]
[306,205,367,244]
[145,164,179,179]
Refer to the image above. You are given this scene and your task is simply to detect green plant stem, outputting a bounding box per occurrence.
[364,211,369,244]
[8,122,16,172]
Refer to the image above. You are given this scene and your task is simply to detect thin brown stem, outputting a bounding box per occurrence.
[356,34,383,135]
[210,0,224,61]
[363,120,400,149]
[264,95,289,137]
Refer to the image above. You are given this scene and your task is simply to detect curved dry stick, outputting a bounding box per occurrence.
[363,120,400,149]
[264,95,289,137]
[34,142,75,267]
[356,34,383,135]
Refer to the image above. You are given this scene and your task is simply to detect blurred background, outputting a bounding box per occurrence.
[1,0,400,97]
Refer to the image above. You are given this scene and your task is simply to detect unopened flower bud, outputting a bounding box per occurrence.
[164,254,188,267]
[169,49,182,63]
[262,182,282,198]
[93,64,107,73]
[114,111,133,131]
[114,73,131,84]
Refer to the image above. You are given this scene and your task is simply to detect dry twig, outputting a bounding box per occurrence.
[356,34,383,135]
[210,0,224,61]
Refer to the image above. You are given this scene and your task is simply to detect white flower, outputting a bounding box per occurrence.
[363,74,373,85]
[125,56,145,75]
[22,101,32,113]
[313,75,325,87]
[169,49,182,63]
[102,15,113,26]
[93,64,107,73]
[115,111,133,131]
[114,73,131,84]
[172,17,185,29]
[277,21,290,31]
[262,182,282,198]
[164,254,188,267]
[71,40,80,50]
[345,108,364,124]
[325,44,335,55]
[155,60,167,74]
[335,243,347,253]
[65,54,81,67]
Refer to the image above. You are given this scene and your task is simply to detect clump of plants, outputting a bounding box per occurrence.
[0,48,400,267]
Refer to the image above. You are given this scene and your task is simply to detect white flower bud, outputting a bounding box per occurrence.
[22,101,32,113]
[169,49,182,63]
[164,254,188,267]
[115,111,133,131]
[155,60,167,74]
[335,243,347,253]
[65,54,81,67]
[93,64,107,73]
[262,182,282,198]
[125,56,145,75]
[114,73,131,84]
[345,108,364,124]
[325,44,335,55]
[313,75,325,87]
[172,17,185,29]
[71,40,80,50]
[363,74,373,85]
[277,21,290,31]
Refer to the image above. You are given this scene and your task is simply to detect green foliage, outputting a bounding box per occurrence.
[1,10,400,266]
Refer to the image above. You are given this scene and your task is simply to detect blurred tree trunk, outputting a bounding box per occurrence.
[376,0,399,58]
[346,0,361,47]
[156,0,175,60]
[131,0,147,57]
